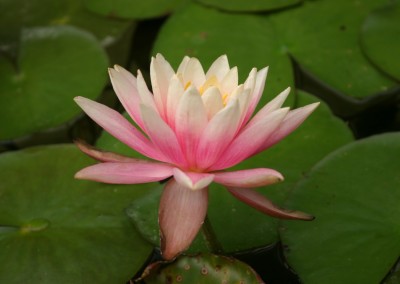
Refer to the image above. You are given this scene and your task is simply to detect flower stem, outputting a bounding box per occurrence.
[201,214,224,254]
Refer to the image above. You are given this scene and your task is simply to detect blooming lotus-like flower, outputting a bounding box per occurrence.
[74,54,318,260]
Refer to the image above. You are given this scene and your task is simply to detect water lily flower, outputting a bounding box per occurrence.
[74,54,319,260]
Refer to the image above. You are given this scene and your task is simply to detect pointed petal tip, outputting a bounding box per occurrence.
[73,96,84,102]
[108,67,116,77]
[228,187,314,221]
[74,170,85,180]
[298,101,320,117]
[310,101,320,110]
[284,86,291,94]
[289,211,315,221]
[261,66,269,73]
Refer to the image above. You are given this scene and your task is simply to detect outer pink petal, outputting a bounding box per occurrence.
[256,102,320,154]
[173,168,214,191]
[140,104,187,167]
[243,67,269,125]
[159,179,208,260]
[196,100,241,170]
[108,67,145,129]
[175,86,208,166]
[75,140,147,163]
[228,188,314,220]
[74,97,163,161]
[214,168,283,188]
[75,161,174,184]
[210,108,289,171]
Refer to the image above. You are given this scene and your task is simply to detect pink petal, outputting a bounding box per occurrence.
[173,168,214,191]
[256,102,320,154]
[196,100,241,170]
[210,108,289,171]
[243,67,269,124]
[150,54,175,119]
[75,161,174,184]
[228,188,314,220]
[74,140,146,163]
[250,87,291,125]
[74,97,163,161]
[140,104,187,167]
[175,86,208,166]
[214,168,283,188]
[206,55,230,81]
[159,179,208,260]
[108,67,145,129]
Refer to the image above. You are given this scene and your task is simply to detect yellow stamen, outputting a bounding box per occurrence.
[184,81,192,90]
[199,75,219,94]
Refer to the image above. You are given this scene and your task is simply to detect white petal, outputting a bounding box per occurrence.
[201,86,224,119]
[206,55,230,81]
[244,68,257,94]
[150,54,175,118]
[182,57,206,88]
[177,56,190,74]
[243,67,269,124]
[221,66,238,95]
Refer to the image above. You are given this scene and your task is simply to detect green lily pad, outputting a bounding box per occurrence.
[83,0,185,20]
[195,0,301,12]
[361,2,400,81]
[280,133,400,284]
[0,26,108,140]
[206,91,353,252]
[384,268,400,284]
[97,91,353,253]
[0,144,152,283]
[153,2,295,106]
[139,253,263,283]
[270,0,397,99]
[0,0,131,49]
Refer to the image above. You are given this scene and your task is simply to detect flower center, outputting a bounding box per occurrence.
[183,75,230,105]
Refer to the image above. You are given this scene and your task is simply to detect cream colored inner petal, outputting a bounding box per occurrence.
[201,87,224,119]
[174,65,251,118]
